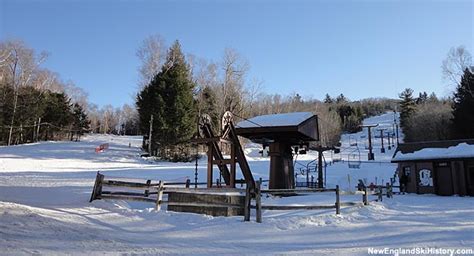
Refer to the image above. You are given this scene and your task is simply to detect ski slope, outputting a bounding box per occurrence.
[0,113,473,255]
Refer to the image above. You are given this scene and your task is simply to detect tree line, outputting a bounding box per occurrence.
[0,40,90,145]
[399,46,474,142]
[135,35,399,161]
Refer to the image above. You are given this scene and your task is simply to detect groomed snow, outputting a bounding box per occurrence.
[392,143,474,161]
[236,112,313,128]
[0,113,473,255]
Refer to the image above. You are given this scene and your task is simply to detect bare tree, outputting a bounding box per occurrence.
[442,46,472,89]
[217,48,249,120]
[2,40,48,145]
[64,81,89,110]
[136,34,166,89]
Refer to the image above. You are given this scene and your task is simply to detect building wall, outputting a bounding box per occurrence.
[397,159,474,196]
[415,162,435,194]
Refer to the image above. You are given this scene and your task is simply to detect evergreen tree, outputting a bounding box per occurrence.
[42,92,73,140]
[416,92,428,104]
[71,103,90,141]
[336,93,347,104]
[198,86,219,133]
[399,88,416,129]
[136,40,196,157]
[451,68,474,139]
[323,93,333,104]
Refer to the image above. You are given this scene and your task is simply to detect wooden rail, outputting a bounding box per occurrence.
[244,178,395,223]
[90,172,395,224]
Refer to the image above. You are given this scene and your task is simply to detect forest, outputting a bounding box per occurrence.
[1,38,473,159]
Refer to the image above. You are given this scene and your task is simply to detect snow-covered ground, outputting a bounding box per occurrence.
[1,113,473,255]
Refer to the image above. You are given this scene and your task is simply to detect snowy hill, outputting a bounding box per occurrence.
[0,113,473,255]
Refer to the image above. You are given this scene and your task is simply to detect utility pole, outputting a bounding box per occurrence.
[362,124,378,160]
[377,128,386,153]
[148,115,153,155]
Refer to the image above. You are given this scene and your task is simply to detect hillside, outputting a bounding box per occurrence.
[0,113,472,255]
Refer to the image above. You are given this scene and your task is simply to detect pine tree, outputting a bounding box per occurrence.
[136,40,196,157]
[71,103,90,141]
[451,68,474,139]
[323,93,333,104]
[199,86,219,133]
[399,88,416,129]
[336,93,347,104]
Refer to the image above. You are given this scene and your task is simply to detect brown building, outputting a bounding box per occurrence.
[391,140,474,196]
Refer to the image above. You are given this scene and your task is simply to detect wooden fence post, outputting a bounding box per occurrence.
[144,179,151,197]
[244,185,251,221]
[256,180,262,223]
[364,187,369,206]
[89,172,104,202]
[386,182,391,198]
[335,185,340,215]
[155,180,164,211]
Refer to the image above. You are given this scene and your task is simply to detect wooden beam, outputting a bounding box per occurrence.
[260,205,335,210]
[207,145,213,188]
[98,195,157,203]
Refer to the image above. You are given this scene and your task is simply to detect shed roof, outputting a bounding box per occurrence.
[391,139,474,162]
[235,112,319,145]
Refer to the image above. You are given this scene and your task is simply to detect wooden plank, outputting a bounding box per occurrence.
[144,179,151,197]
[230,144,236,188]
[207,145,213,188]
[163,187,245,193]
[98,194,157,203]
[89,172,104,202]
[340,202,364,207]
[364,187,369,206]
[167,202,244,208]
[244,185,251,221]
[229,124,255,190]
[260,205,335,210]
[101,191,149,197]
[256,180,262,223]
[102,180,151,189]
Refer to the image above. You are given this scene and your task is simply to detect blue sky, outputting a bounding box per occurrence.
[1,0,472,107]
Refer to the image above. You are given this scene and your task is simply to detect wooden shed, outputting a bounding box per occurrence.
[391,139,474,196]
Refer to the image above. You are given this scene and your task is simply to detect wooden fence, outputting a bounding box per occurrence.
[89,172,198,210]
[244,179,394,223]
[90,172,394,224]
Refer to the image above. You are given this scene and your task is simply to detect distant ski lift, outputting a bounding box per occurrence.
[348,148,361,169]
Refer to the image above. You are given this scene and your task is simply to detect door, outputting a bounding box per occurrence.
[467,164,474,196]
[435,162,454,196]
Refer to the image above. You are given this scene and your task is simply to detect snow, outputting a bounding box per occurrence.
[236,112,313,128]
[392,142,474,161]
[0,113,473,255]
